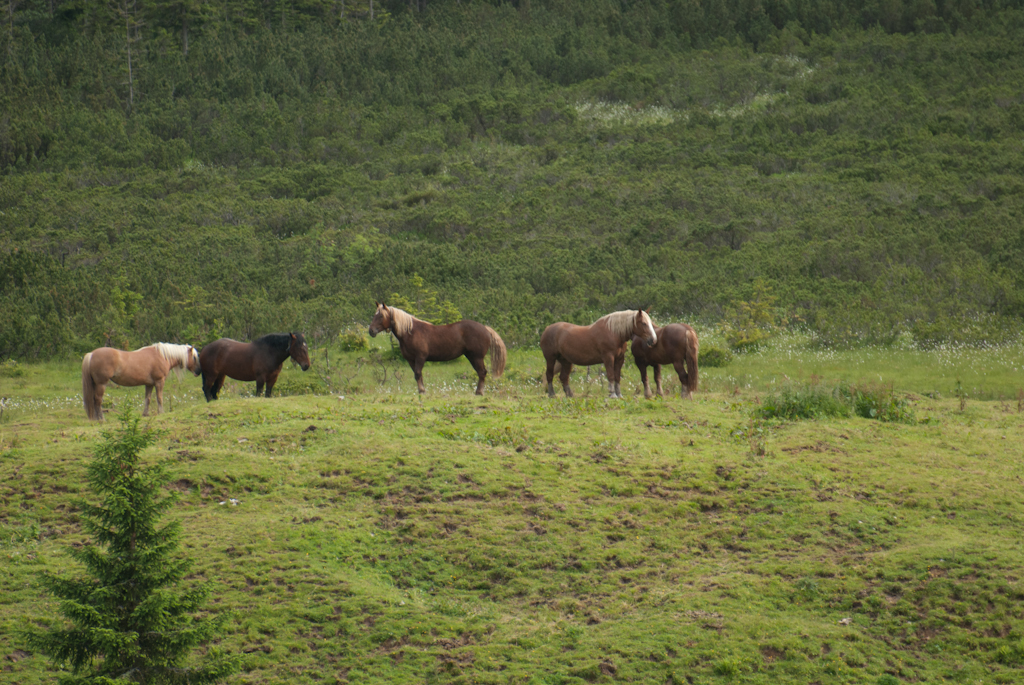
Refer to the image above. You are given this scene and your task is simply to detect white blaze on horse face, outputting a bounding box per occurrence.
[642,312,657,345]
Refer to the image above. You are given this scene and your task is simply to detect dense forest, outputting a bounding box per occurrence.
[2,0,1024,358]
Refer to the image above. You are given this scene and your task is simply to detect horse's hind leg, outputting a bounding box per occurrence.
[559,360,574,398]
[545,358,557,397]
[468,355,487,395]
[673,361,692,399]
[93,383,106,422]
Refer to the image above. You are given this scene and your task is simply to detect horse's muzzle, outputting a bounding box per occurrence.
[368,327,379,338]
[301,363,311,371]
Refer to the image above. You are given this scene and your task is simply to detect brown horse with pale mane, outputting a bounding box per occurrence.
[82,343,201,421]
[631,323,699,399]
[368,303,507,395]
[541,309,657,399]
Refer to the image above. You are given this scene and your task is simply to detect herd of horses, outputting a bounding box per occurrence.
[81,304,698,421]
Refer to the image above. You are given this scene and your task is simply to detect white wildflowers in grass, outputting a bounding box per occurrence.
[574,101,681,127]
[709,93,779,120]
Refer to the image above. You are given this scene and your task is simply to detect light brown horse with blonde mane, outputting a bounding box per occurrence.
[631,323,699,399]
[541,309,657,399]
[82,343,201,421]
[369,303,507,395]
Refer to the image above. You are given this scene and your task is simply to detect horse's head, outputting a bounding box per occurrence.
[186,345,202,376]
[289,333,311,371]
[368,302,392,338]
[635,308,657,346]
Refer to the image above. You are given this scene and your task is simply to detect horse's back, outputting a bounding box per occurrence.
[419,320,483,361]
[661,323,698,351]
[634,324,697,364]
[542,322,618,366]
[84,347,121,380]
[200,338,261,380]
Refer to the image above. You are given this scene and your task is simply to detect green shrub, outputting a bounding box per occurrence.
[756,385,852,420]
[339,329,369,352]
[848,384,916,423]
[0,360,24,377]
[700,346,733,368]
[758,383,917,423]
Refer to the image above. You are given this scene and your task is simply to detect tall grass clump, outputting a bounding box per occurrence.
[756,384,851,420]
[757,382,917,423]
[848,384,916,423]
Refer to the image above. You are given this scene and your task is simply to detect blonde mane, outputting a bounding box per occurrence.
[596,310,651,338]
[152,342,194,369]
[388,307,422,338]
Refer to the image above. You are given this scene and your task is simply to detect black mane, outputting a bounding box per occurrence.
[253,333,293,354]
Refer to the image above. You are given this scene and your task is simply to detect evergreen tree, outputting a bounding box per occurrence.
[24,409,240,685]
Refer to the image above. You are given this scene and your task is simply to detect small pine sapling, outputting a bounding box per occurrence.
[24,408,240,684]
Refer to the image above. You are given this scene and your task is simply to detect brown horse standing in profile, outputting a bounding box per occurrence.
[199,333,311,401]
[368,303,507,395]
[631,323,699,399]
[541,309,657,399]
[82,343,201,421]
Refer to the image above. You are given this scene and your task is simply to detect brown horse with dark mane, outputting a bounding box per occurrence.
[82,343,201,421]
[541,309,657,399]
[631,323,699,399]
[368,303,507,395]
[199,333,311,401]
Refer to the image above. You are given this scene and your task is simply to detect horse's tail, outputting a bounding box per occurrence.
[485,326,507,379]
[82,353,97,420]
[685,327,699,395]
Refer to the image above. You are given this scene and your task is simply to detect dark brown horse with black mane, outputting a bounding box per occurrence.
[368,303,507,395]
[541,309,657,399]
[200,333,311,401]
[631,323,699,399]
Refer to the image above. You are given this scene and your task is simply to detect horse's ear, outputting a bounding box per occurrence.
[291,332,296,339]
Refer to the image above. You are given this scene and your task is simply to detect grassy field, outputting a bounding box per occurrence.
[2,337,1024,684]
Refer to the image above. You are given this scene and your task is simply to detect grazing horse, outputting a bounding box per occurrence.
[82,343,201,421]
[631,323,699,399]
[368,303,507,395]
[541,309,657,399]
[199,333,311,401]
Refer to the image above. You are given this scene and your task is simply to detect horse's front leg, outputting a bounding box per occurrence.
[212,375,226,400]
[155,378,165,414]
[654,364,664,397]
[255,379,265,397]
[602,357,618,398]
[613,352,626,399]
[264,368,282,398]
[637,360,653,399]
[411,357,427,394]
[142,385,153,416]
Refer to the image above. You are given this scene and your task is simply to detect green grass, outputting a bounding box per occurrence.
[2,339,1024,684]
